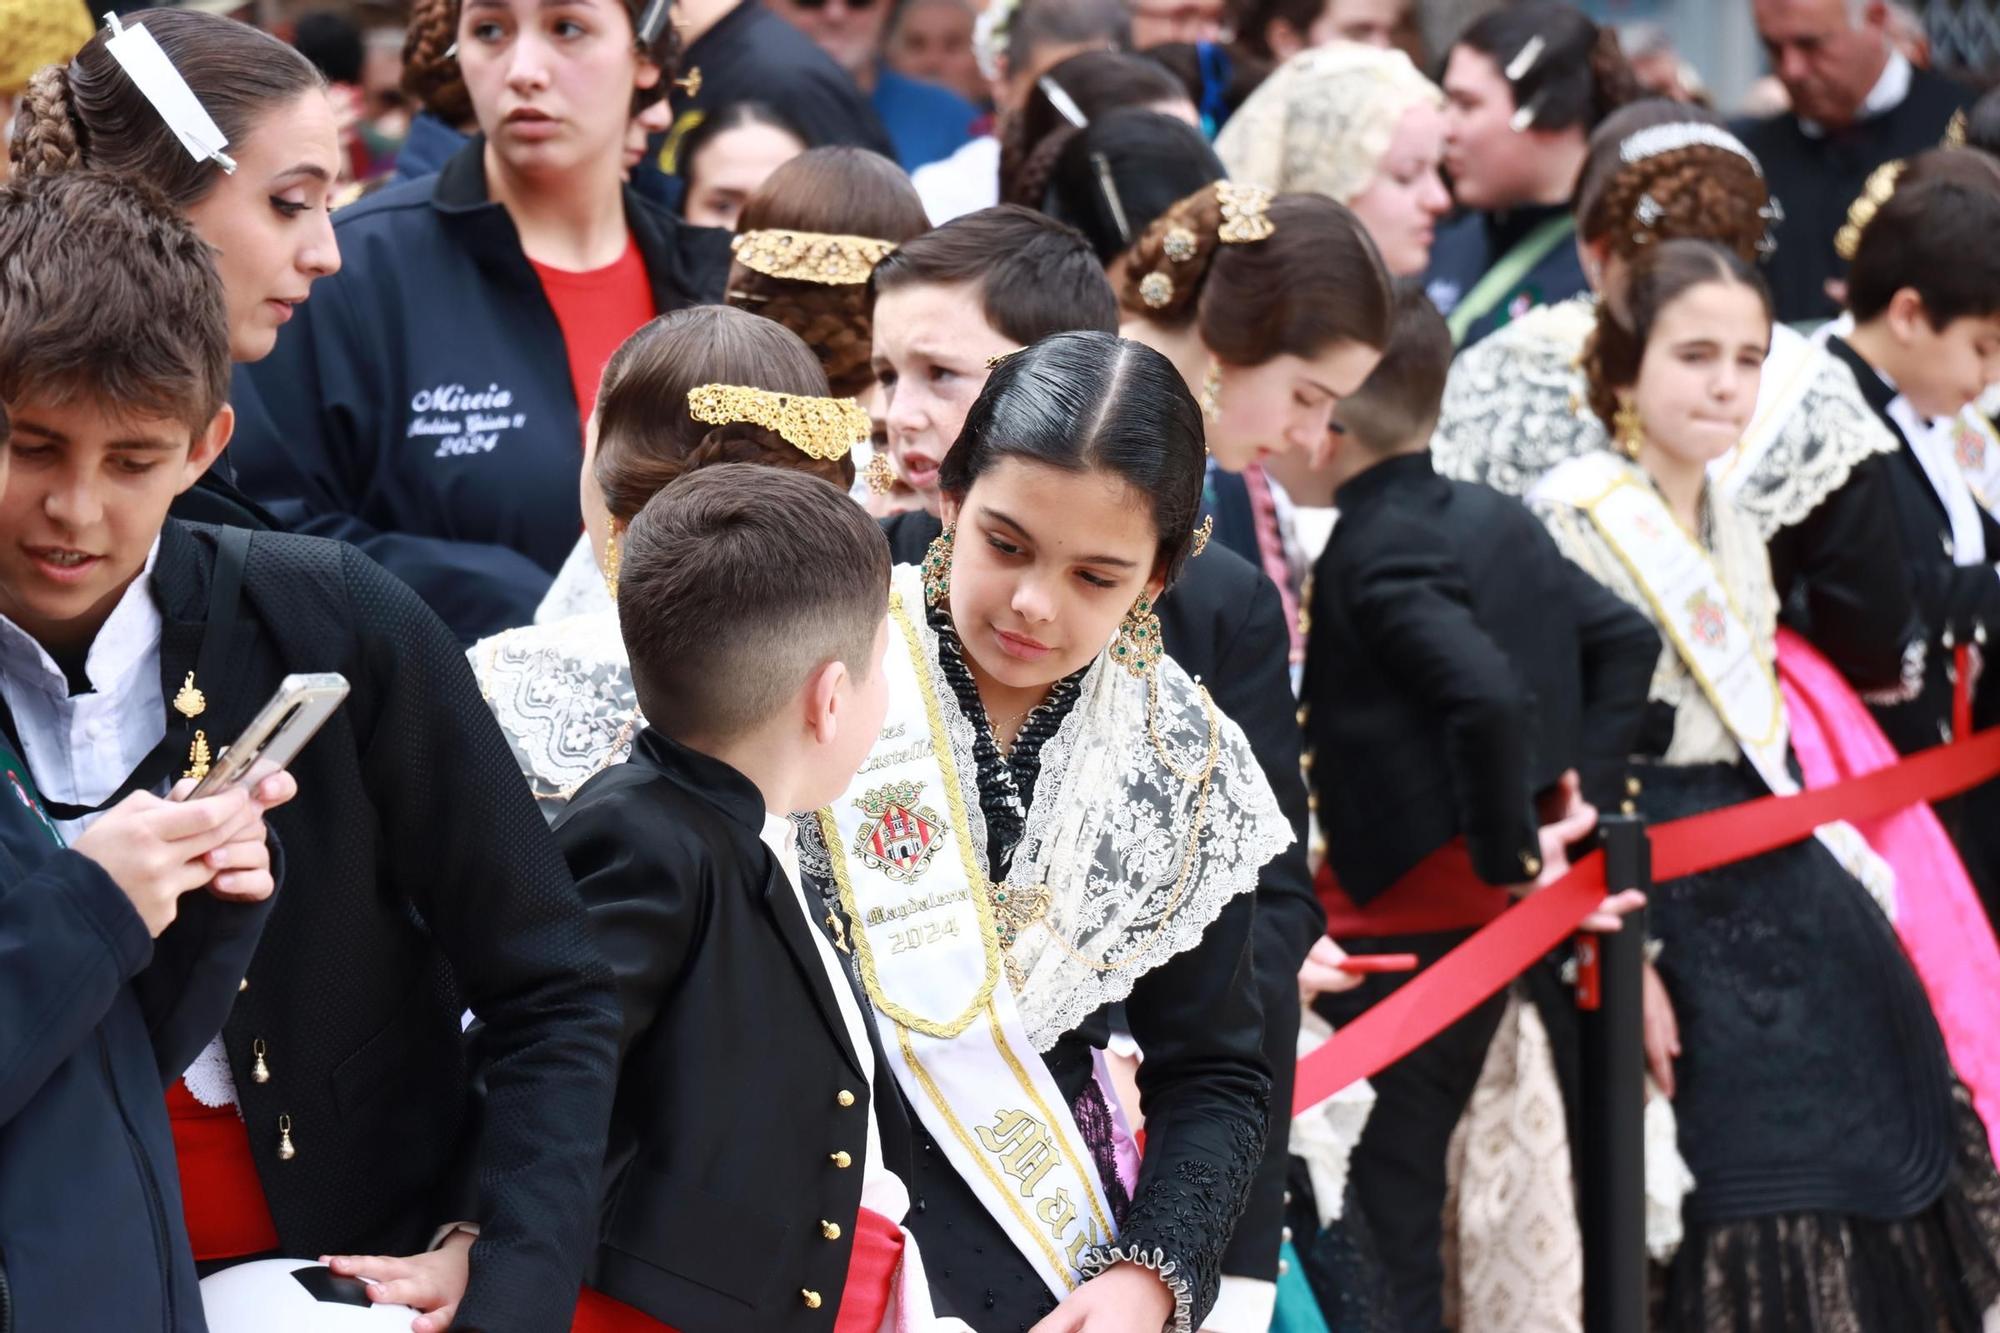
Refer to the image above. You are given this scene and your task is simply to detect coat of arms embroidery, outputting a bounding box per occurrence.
[852,780,948,883]
[1684,589,1728,649]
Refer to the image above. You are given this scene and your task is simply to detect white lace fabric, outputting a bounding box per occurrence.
[535,535,614,625]
[1430,298,1899,536]
[181,1037,238,1110]
[469,610,640,814]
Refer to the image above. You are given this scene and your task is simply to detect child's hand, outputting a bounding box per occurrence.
[322,1227,473,1333]
[1028,1262,1174,1332]
[1297,935,1366,1006]
[74,787,254,937]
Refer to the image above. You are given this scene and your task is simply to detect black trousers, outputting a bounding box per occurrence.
[1316,931,1508,1333]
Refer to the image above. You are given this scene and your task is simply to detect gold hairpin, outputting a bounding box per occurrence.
[1835,159,1906,261]
[1139,271,1175,308]
[730,229,899,286]
[1945,108,1967,150]
[985,349,1019,370]
[674,67,702,98]
[1215,182,1276,245]
[686,384,870,461]
[1190,514,1213,557]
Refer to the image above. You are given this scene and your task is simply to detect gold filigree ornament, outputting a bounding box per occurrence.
[730,228,899,286]
[1835,158,1905,262]
[1215,181,1276,245]
[1138,270,1176,309]
[184,730,212,783]
[1162,225,1199,264]
[686,383,870,461]
[1190,514,1213,557]
[172,671,206,719]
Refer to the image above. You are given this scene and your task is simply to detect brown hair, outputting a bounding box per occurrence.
[593,305,855,523]
[1580,239,1771,430]
[11,10,323,209]
[402,0,475,126]
[1454,2,1639,135]
[1574,101,1770,266]
[0,170,230,432]
[1847,168,2000,328]
[871,204,1120,341]
[997,50,1186,211]
[619,462,891,744]
[1122,187,1393,364]
[727,148,932,398]
[1334,285,1452,452]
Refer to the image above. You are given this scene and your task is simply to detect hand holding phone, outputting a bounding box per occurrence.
[185,673,348,800]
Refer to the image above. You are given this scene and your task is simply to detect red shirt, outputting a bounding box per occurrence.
[530,236,656,432]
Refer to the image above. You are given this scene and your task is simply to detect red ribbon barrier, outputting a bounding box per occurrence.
[1293,724,2000,1117]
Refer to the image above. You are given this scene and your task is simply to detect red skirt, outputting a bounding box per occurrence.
[571,1206,903,1333]
[166,1079,280,1261]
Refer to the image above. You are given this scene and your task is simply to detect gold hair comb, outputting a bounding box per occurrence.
[1835,159,1905,262]
[730,229,899,286]
[686,384,870,461]
[1215,182,1276,245]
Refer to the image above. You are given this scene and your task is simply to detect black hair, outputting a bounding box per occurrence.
[1452,1,1640,134]
[938,331,1205,582]
[294,11,365,85]
[1848,177,2000,328]
[674,100,809,187]
[999,50,1189,209]
[1043,109,1225,263]
[1005,0,1131,75]
[872,204,1120,339]
[1336,284,1453,451]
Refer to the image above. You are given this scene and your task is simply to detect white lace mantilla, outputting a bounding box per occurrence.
[1431,299,1899,537]
[801,565,1293,1052]
[469,611,640,815]
[534,535,614,625]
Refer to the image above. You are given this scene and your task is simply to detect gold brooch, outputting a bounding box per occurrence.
[730,229,899,286]
[1139,271,1175,309]
[184,731,211,783]
[1835,158,1904,261]
[1215,182,1276,245]
[1162,226,1199,263]
[686,383,871,461]
[1190,514,1213,557]
[674,67,702,98]
[172,671,206,719]
[865,452,896,495]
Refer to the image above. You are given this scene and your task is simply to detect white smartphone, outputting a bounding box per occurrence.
[185,673,350,800]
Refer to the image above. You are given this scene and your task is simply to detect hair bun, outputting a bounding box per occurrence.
[683,421,857,491]
[1121,185,1223,322]
[10,64,85,178]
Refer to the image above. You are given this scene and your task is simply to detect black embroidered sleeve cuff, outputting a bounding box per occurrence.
[1078,1243,1196,1333]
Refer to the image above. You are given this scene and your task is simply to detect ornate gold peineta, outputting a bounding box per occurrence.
[686,383,870,461]
[730,228,899,285]
[1215,181,1276,245]
[1835,158,1906,262]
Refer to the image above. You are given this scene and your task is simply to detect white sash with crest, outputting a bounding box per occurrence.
[1534,454,1894,908]
[1945,407,2000,532]
[816,580,1118,1299]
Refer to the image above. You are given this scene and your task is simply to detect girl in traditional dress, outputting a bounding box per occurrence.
[799,330,1292,1332]
[1533,238,2000,1331]
[474,304,865,815]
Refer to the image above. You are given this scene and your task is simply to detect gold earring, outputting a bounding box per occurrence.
[1613,401,1645,460]
[1200,364,1223,425]
[602,524,623,599]
[865,452,896,496]
[921,525,955,608]
[1110,592,1164,676]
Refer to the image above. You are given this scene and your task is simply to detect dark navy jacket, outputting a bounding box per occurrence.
[229,137,731,643]
[0,742,274,1333]
[1423,202,1586,352]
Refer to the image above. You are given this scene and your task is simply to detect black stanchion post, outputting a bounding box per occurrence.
[1578,812,1650,1333]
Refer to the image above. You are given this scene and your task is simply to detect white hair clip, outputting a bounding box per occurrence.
[1038,75,1088,129]
[1510,101,1538,133]
[103,12,235,173]
[636,0,671,47]
[1505,34,1546,83]
[1090,151,1132,246]
[1618,122,1763,177]
[1635,193,1664,227]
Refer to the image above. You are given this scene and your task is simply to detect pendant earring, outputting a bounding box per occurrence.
[1110,592,1164,676]
[865,452,896,496]
[1200,363,1223,425]
[1613,401,1645,460]
[602,524,623,600]
[921,525,955,608]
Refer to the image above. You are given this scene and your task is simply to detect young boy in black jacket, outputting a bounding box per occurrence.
[0,337,293,1328]
[0,171,619,1332]
[1300,289,1658,1330]
[555,465,914,1329]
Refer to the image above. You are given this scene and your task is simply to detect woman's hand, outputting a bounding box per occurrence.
[322,1227,473,1333]
[1297,934,1366,1006]
[1641,959,1680,1098]
[1027,1262,1175,1333]
[1513,769,1646,931]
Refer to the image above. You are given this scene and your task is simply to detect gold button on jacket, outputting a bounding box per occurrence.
[802,1289,823,1309]
[829,1150,852,1169]
[821,1220,842,1240]
[836,1089,856,1108]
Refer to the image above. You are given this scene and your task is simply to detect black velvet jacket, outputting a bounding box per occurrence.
[142,521,620,1332]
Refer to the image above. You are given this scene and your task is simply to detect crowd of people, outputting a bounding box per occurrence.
[4,0,2000,1331]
